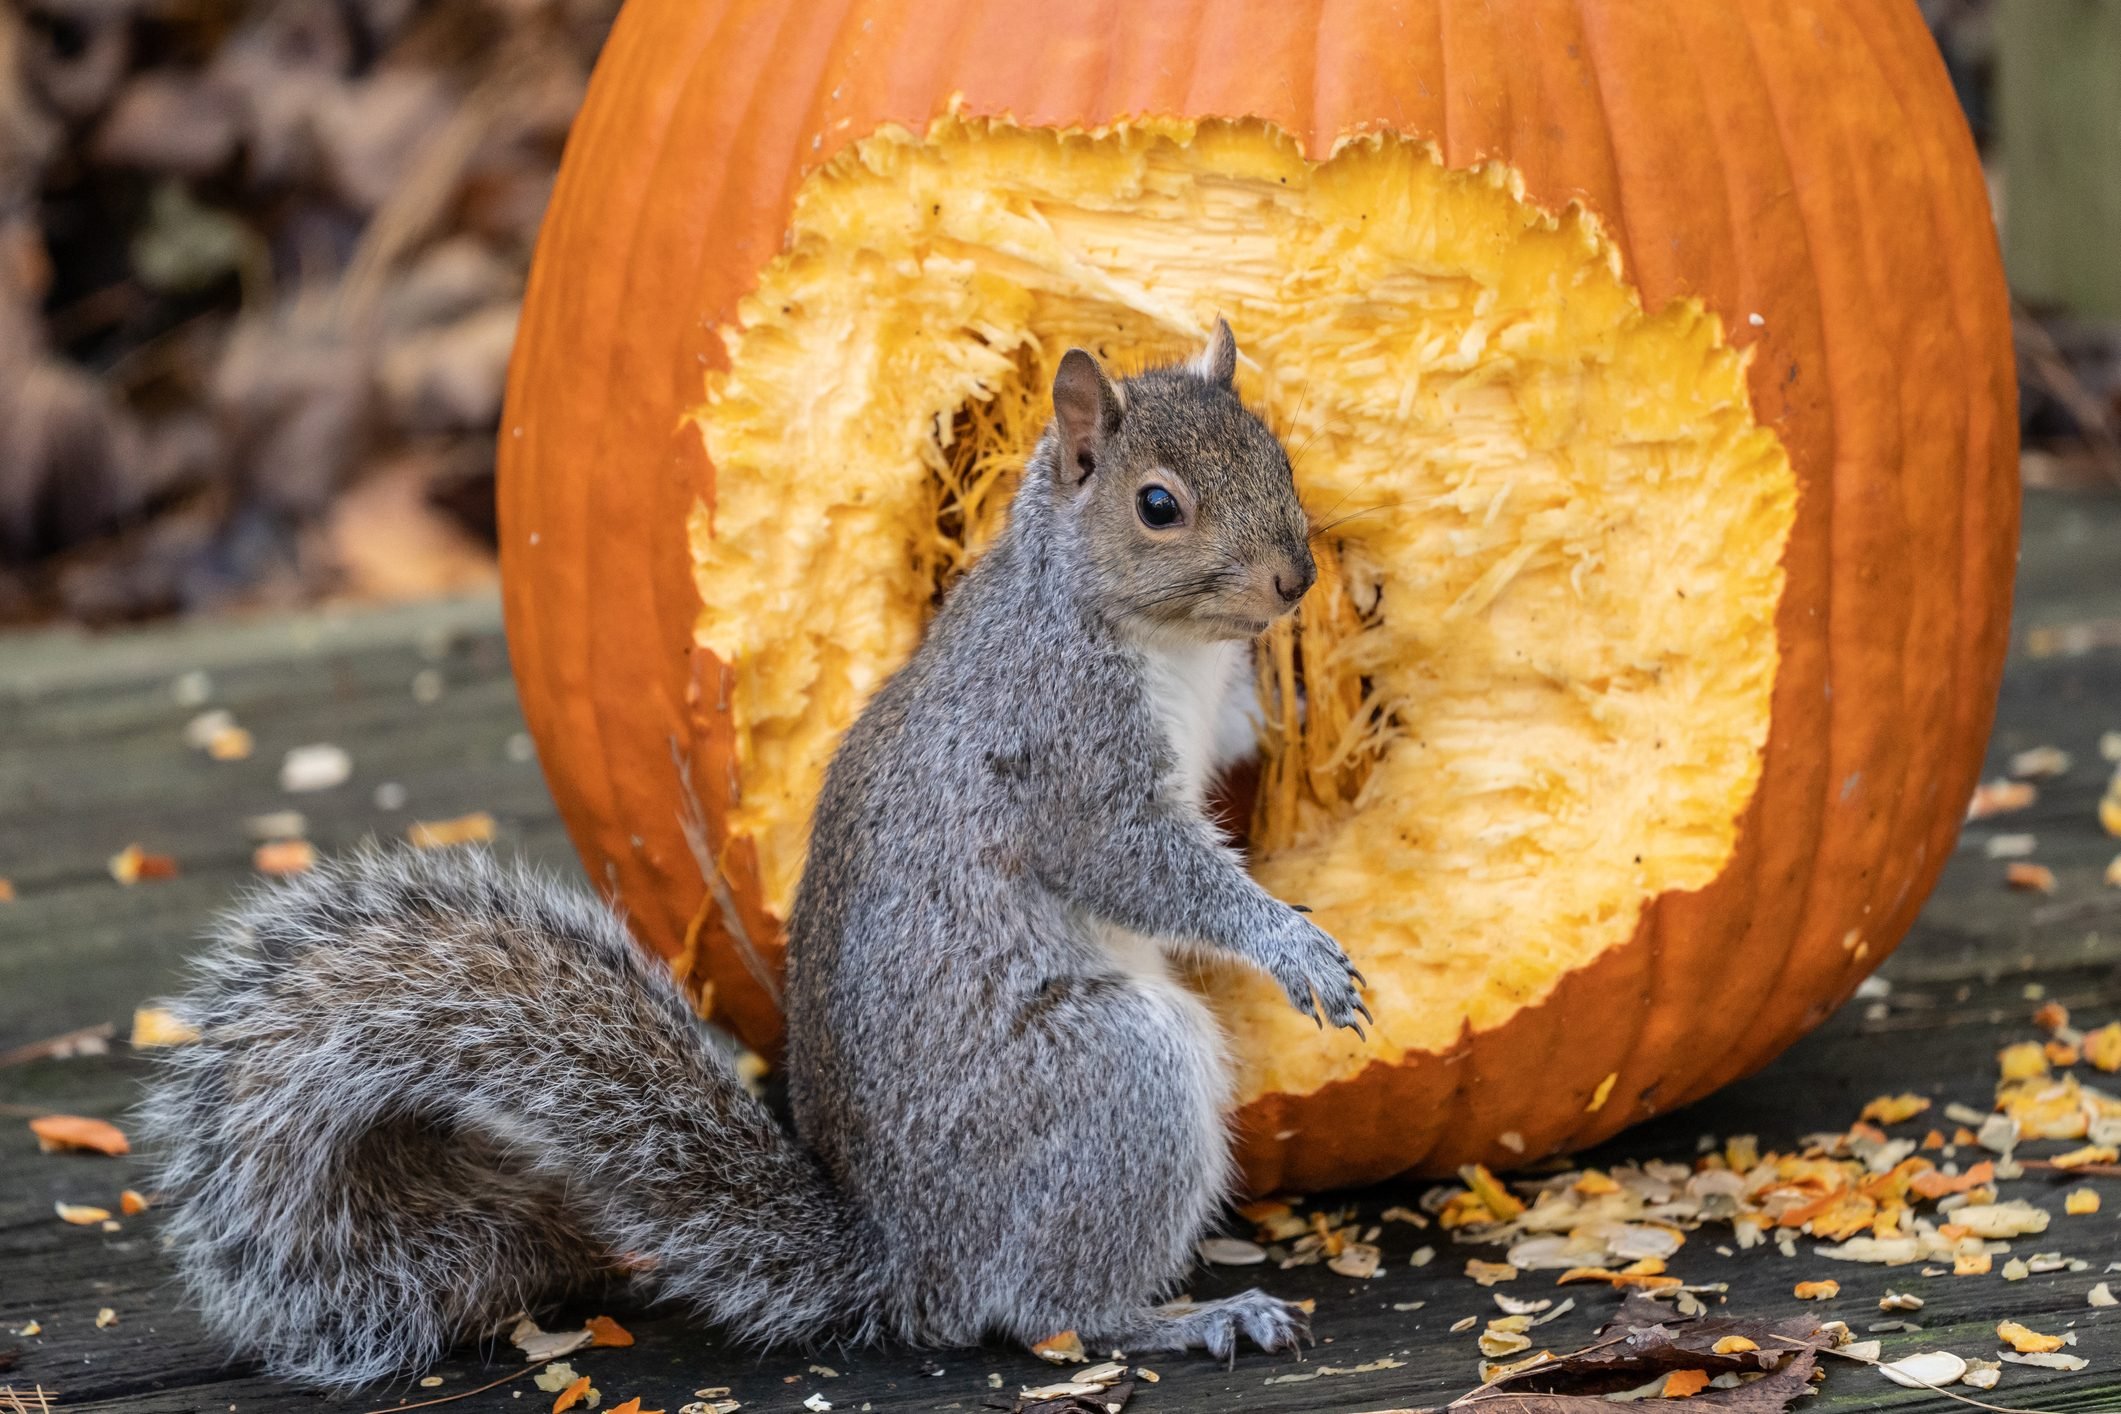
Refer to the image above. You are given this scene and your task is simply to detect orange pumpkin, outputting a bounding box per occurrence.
[498,0,2016,1192]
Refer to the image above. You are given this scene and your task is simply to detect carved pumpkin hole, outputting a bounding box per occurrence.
[683,115,1795,1106]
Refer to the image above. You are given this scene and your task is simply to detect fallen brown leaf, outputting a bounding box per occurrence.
[1442,1297,1829,1413]
[1016,1378,1134,1414]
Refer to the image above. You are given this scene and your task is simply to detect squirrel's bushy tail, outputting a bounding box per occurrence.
[139,844,875,1389]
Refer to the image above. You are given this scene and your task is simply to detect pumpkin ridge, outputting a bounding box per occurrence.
[1680,1,1840,1087]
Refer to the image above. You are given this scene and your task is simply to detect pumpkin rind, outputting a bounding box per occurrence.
[498,0,2016,1189]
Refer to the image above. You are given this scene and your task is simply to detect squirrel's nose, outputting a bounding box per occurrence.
[1273,558,1316,606]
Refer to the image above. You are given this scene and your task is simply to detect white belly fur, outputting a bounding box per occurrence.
[1136,636,1242,808]
[1087,632,1247,1121]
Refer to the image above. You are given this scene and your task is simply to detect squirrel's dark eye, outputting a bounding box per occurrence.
[1136,485,1183,529]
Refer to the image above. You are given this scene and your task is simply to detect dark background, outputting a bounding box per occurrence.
[0,0,2115,628]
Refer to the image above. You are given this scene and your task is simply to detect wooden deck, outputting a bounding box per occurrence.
[4,487,2120,1414]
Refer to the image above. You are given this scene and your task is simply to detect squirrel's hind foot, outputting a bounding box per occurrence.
[1094,1289,1310,1367]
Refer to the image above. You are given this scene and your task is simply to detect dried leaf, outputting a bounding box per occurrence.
[1014,1379,1133,1414]
[510,1316,592,1362]
[29,1114,129,1155]
[1791,1280,1838,1301]
[1444,1297,1830,1414]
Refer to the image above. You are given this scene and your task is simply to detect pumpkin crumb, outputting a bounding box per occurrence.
[2004,862,2056,894]
[408,812,498,848]
[1661,1370,1712,1398]
[108,843,178,885]
[29,1115,130,1156]
[253,840,317,876]
[1996,1320,2065,1354]
[1032,1330,1086,1364]
[585,1315,634,1347]
[552,1373,593,1413]
[130,1005,200,1048]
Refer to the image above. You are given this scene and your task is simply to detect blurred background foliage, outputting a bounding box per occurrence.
[0,0,2111,625]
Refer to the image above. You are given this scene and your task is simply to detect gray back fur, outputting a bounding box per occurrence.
[138,333,1359,1386]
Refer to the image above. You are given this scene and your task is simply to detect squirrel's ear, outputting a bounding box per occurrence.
[1051,348,1122,487]
[1193,317,1238,389]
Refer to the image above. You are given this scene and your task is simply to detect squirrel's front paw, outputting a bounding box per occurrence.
[1264,910,1371,1038]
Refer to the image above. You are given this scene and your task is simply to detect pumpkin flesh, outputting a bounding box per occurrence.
[686,115,1795,1113]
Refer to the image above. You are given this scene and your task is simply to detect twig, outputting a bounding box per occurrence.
[2014,304,2121,492]
[0,1385,54,1414]
[1773,1333,2063,1414]
[0,1023,114,1067]
[2018,1159,2121,1178]
[356,1361,544,1414]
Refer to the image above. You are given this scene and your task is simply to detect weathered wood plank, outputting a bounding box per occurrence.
[4,489,2120,1413]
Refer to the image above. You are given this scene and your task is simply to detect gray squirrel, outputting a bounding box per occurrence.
[139,320,1370,1389]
